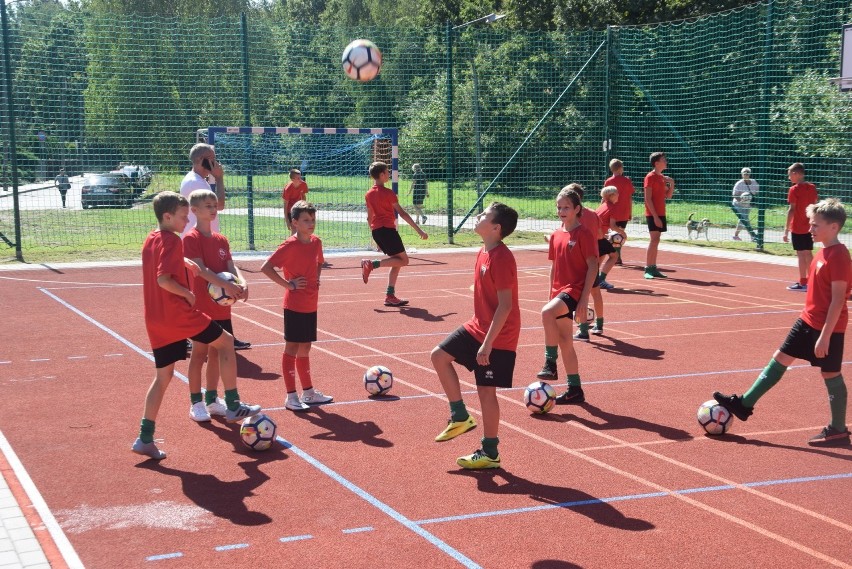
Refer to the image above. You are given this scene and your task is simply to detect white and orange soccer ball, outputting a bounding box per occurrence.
[342,39,382,82]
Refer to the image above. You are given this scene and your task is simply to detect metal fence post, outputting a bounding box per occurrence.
[1,0,22,261]
[445,21,454,244]
[241,12,255,250]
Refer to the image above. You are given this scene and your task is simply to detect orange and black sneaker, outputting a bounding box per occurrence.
[384,295,409,307]
[361,259,373,283]
[807,425,851,447]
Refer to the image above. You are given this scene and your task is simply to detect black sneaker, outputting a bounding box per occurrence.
[712,392,753,421]
[807,425,851,447]
[233,338,252,350]
[555,385,585,405]
[536,360,558,381]
[186,339,193,353]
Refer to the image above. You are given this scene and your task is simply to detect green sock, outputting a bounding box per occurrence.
[545,346,558,361]
[190,392,203,405]
[824,375,847,431]
[449,400,469,422]
[645,265,653,273]
[372,260,380,269]
[742,359,787,408]
[387,285,395,295]
[225,388,240,411]
[204,390,218,405]
[579,322,589,334]
[139,419,155,444]
[481,437,499,459]
[595,317,604,328]
[567,373,581,387]
[600,271,608,280]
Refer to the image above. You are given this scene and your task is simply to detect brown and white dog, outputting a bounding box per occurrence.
[686,213,710,240]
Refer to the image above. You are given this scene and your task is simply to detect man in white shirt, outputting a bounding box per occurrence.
[732,167,759,241]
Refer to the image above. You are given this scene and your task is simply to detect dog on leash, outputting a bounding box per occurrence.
[686,213,710,240]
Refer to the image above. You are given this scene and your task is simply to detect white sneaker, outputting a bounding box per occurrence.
[285,397,310,412]
[206,397,227,417]
[302,389,334,405]
[189,401,211,422]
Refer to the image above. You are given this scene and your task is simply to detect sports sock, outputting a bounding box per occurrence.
[824,375,847,431]
[645,265,654,273]
[296,356,313,390]
[742,359,787,408]
[386,286,395,296]
[224,389,240,411]
[578,322,589,334]
[600,271,608,280]
[204,390,218,406]
[567,373,581,387]
[595,317,604,328]
[282,353,297,392]
[449,400,469,422]
[139,419,155,444]
[799,277,807,286]
[545,346,558,361]
[371,260,380,269]
[190,392,203,405]
[481,437,499,459]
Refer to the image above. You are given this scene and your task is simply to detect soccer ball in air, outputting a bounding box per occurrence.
[364,365,393,396]
[207,272,243,306]
[524,381,557,414]
[240,414,277,451]
[342,39,382,82]
[609,232,624,248]
[696,400,734,435]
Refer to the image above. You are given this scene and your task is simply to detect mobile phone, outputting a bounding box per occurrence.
[202,158,212,171]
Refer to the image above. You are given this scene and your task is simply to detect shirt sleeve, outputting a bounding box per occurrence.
[316,239,324,265]
[492,249,516,291]
[828,249,852,284]
[158,235,184,279]
[581,229,598,259]
[182,233,200,259]
[787,187,795,204]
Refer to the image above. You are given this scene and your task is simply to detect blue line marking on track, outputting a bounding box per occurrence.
[214,543,249,551]
[146,552,183,561]
[342,526,375,534]
[279,534,313,543]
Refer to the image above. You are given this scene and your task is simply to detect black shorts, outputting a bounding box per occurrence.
[555,292,579,320]
[791,232,814,251]
[615,220,628,229]
[646,215,667,232]
[372,227,405,257]
[438,327,515,388]
[778,318,845,372]
[153,321,223,369]
[214,319,234,335]
[412,190,426,206]
[598,238,616,256]
[284,309,317,343]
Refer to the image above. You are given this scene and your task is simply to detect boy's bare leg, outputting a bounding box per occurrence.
[600,252,618,276]
[798,250,813,280]
[477,386,499,438]
[541,298,568,347]
[432,347,463,402]
[143,365,175,421]
[591,288,603,319]
[205,345,220,392]
[646,231,661,267]
[209,331,237,390]
[556,319,579,375]
[187,343,208,397]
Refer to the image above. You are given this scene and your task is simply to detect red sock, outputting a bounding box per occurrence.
[282,354,297,393]
[800,277,808,286]
[296,356,313,390]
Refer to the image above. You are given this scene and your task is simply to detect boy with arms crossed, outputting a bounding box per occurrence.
[283,168,309,234]
[261,201,334,411]
[133,192,260,459]
[361,161,428,307]
[431,202,520,469]
[714,199,851,446]
[644,152,674,279]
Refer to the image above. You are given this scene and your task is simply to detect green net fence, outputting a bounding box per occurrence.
[1,0,850,260]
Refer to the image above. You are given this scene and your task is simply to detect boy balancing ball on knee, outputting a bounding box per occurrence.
[714,198,851,447]
[431,202,520,469]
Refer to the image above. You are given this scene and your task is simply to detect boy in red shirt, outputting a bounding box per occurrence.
[595,185,621,292]
[783,162,818,291]
[605,158,635,265]
[261,201,333,411]
[714,198,851,447]
[360,161,428,306]
[567,183,608,341]
[283,168,308,234]
[537,187,598,404]
[134,192,261,459]
[643,152,675,279]
[183,189,249,422]
[431,202,520,469]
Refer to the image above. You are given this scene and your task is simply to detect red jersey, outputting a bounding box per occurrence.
[801,243,852,333]
[595,201,615,232]
[365,185,398,230]
[605,174,635,222]
[182,228,233,321]
[282,179,309,210]
[643,171,668,217]
[463,243,521,351]
[548,224,597,300]
[266,235,324,313]
[787,182,818,234]
[580,207,603,239]
[141,230,211,350]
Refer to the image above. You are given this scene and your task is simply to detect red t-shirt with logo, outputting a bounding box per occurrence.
[605,174,635,222]
[787,182,818,234]
[266,235,325,313]
[142,230,211,350]
[801,243,852,333]
[580,207,603,239]
[643,171,667,217]
[282,180,309,212]
[365,185,398,230]
[463,243,521,351]
[548,224,598,300]
[596,201,615,232]
[182,228,233,321]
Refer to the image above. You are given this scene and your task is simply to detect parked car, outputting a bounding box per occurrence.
[110,164,152,193]
[81,173,135,209]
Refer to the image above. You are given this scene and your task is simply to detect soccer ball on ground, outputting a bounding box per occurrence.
[697,400,734,435]
[342,39,382,82]
[364,365,393,396]
[207,272,243,306]
[240,414,277,451]
[524,381,557,414]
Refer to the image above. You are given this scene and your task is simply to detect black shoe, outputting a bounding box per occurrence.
[233,338,252,350]
[555,385,585,405]
[712,392,753,421]
[186,339,193,353]
[807,425,851,447]
[536,360,558,381]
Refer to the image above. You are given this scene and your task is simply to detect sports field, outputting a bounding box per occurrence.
[0,242,850,568]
